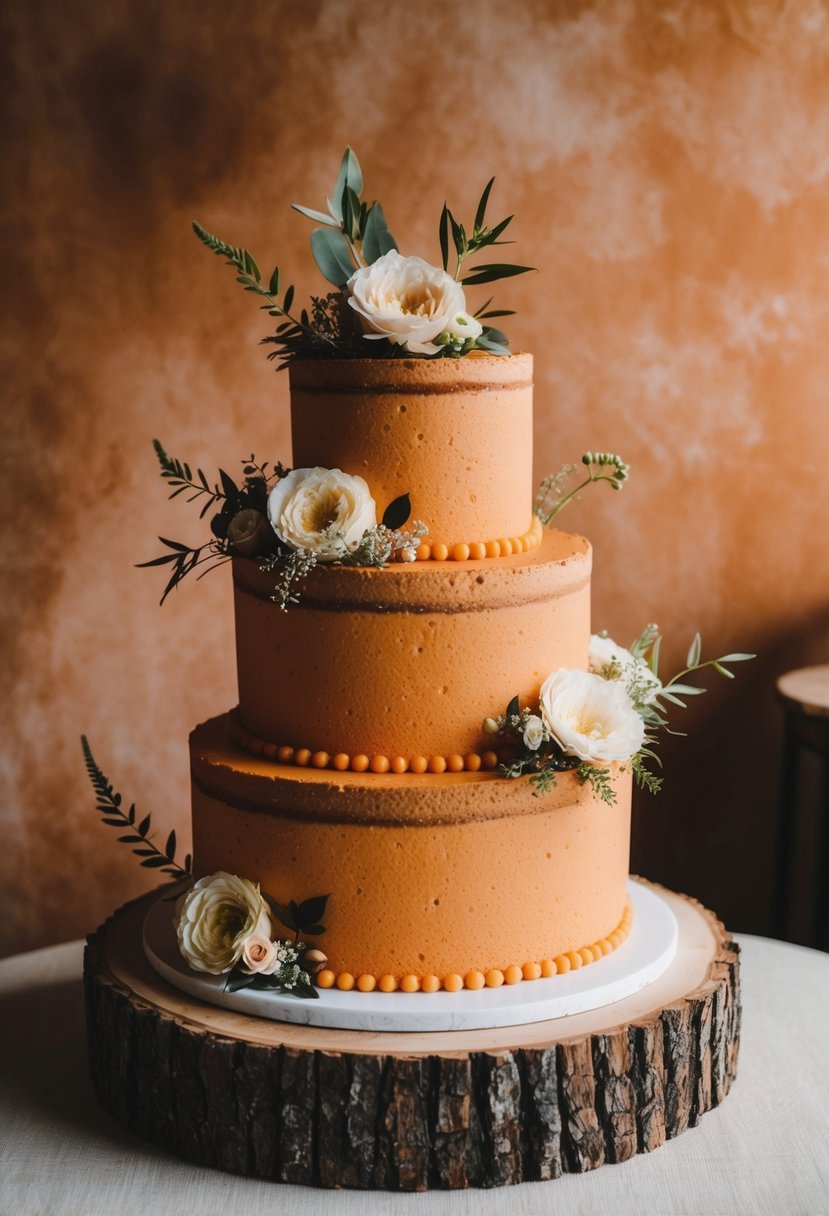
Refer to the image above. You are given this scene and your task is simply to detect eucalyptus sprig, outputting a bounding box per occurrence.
[603,624,756,792]
[81,736,191,879]
[292,146,398,285]
[535,452,630,528]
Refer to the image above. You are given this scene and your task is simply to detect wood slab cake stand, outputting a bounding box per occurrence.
[84,881,740,1191]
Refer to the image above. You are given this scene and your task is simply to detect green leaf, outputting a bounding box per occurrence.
[506,694,520,719]
[291,204,340,228]
[292,978,320,999]
[362,202,398,263]
[294,894,329,928]
[140,855,172,868]
[219,468,238,500]
[311,227,354,287]
[461,263,535,286]
[719,653,756,662]
[686,633,702,668]
[283,284,295,314]
[224,971,257,994]
[474,177,495,231]
[382,493,411,530]
[342,186,362,241]
[439,204,450,271]
[165,830,176,861]
[137,815,150,837]
[268,266,280,296]
[712,662,735,678]
[270,900,297,932]
[330,147,363,222]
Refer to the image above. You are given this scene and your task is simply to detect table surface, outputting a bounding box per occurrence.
[1,934,827,1216]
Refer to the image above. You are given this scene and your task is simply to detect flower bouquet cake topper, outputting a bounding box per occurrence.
[193,146,533,365]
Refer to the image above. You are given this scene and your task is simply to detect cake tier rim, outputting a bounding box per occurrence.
[191,713,627,827]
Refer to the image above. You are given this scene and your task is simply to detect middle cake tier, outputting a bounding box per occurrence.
[233,528,591,760]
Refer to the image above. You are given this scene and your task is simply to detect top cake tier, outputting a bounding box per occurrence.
[289,353,534,550]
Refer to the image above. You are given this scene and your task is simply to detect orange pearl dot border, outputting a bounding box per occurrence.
[411,516,542,563]
[315,902,633,995]
[229,712,500,775]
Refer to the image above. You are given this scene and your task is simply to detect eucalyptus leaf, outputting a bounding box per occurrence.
[330,147,363,223]
[268,266,280,296]
[362,202,398,263]
[686,633,702,668]
[291,204,340,228]
[311,227,354,287]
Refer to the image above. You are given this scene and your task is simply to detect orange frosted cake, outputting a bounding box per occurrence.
[187,353,633,990]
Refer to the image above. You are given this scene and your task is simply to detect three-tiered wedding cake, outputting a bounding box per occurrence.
[189,353,633,993]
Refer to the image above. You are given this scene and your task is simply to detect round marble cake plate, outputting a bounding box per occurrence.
[143,878,677,1032]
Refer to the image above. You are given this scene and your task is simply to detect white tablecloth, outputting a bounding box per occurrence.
[0,934,827,1216]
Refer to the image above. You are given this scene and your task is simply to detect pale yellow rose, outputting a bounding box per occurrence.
[175,872,272,975]
[347,251,482,355]
[267,466,376,562]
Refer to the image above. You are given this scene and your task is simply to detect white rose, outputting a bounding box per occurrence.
[539,668,645,764]
[268,467,376,562]
[346,250,483,355]
[523,714,546,751]
[589,633,662,706]
[241,934,280,975]
[175,872,272,975]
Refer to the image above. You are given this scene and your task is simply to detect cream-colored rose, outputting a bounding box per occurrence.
[267,467,376,562]
[589,633,662,706]
[539,669,645,764]
[175,872,272,975]
[241,934,280,975]
[523,714,546,751]
[347,251,483,355]
[227,508,272,557]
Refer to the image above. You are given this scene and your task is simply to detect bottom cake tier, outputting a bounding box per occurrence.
[190,713,632,987]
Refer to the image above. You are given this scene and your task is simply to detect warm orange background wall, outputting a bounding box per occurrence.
[2,1,828,957]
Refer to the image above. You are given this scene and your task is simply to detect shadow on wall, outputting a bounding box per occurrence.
[632,608,829,941]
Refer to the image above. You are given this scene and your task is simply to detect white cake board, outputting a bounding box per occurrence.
[143,878,677,1032]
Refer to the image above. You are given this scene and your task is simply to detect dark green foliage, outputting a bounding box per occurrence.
[81,736,191,879]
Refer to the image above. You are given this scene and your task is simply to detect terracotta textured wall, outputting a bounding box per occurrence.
[3,0,828,956]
